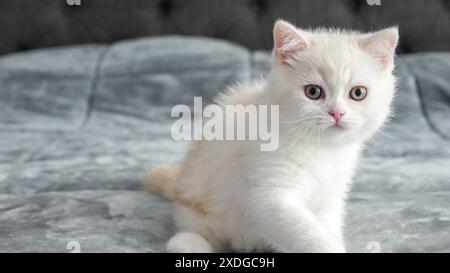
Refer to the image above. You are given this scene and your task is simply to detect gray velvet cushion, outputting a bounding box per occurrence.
[0,36,449,252]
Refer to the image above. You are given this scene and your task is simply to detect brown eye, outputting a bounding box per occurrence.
[304,85,323,100]
[349,86,367,101]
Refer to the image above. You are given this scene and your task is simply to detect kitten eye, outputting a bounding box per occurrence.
[304,85,323,100]
[349,86,367,101]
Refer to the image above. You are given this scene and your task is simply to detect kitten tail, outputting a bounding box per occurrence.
[143,163,181,199]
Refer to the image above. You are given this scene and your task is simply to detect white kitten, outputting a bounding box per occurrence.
[144,20,398,253]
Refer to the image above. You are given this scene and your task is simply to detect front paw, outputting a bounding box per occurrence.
[319,240,346,253]
[290,239,346,253]
[309,237,346,253]
[326,243,346,253]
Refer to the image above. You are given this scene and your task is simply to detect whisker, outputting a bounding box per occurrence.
[292,121,314,145]
[288,120,315,146]
[280,116,320,124]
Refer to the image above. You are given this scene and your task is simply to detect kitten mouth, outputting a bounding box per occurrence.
[329,123,345,130]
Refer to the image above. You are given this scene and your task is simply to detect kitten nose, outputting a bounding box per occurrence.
[328,109,345,122]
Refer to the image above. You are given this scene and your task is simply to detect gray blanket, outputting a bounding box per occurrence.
[0,37,449,252]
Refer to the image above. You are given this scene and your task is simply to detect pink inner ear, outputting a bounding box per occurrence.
[276,38,306,62]
[366,39,394,65]
[361,28,399,68]
[273,22,307,63]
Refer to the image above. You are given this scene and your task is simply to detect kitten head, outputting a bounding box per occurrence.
[268,20,398,145]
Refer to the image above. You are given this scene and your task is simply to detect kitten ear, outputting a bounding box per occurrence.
[273,20,308,64]
[360,27,399,71]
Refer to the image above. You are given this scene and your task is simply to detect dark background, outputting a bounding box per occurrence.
[0,0,449,56]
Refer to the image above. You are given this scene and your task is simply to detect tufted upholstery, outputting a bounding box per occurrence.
[0,0,449,56]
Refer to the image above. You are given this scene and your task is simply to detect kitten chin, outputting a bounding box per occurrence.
[145,20,398,253]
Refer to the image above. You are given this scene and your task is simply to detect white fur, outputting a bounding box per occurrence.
[165,21,398,253]
[167,232,213,253]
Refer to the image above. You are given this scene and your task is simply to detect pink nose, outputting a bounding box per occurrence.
[328,109,345,122]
